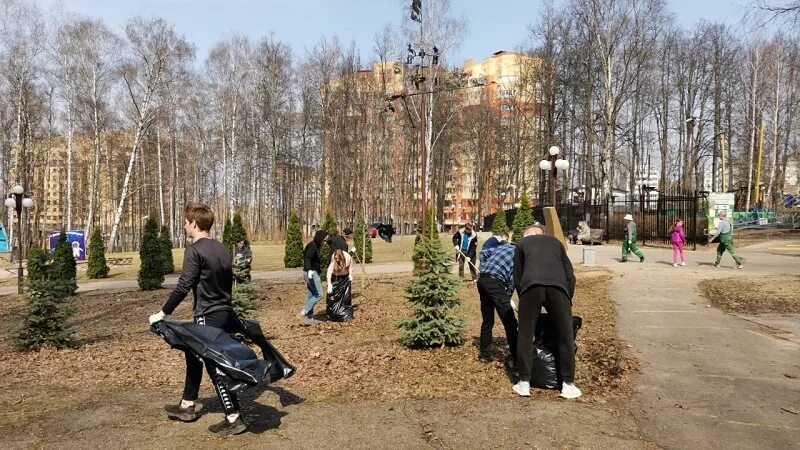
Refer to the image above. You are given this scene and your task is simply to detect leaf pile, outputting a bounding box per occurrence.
[698,276,800,315]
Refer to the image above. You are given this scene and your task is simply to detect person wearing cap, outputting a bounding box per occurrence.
[511,224,580,399]
[710,211,742,269]
[621,214,645,263]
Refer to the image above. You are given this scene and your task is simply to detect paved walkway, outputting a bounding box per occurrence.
[579,242,800,449]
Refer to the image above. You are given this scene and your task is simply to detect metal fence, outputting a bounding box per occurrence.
[485,190,709,249]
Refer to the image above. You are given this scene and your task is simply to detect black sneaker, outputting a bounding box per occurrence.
[165,403,199,422]
[209,416,247,436]
[639,256,645,263]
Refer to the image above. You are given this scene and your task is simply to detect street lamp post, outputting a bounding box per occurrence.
[5,184,34,294]
[539,146,569,206]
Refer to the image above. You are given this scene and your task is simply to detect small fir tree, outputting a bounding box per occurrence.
[222,217,234,249]
[14,278,76,350]
[26,244,49,283]
[320,211,339,275]
[492,206,508,236]
[231,211,247,246]
[232,282,260,319]
[138,217,164,290]
[353,215,373,264]
[284,209,304,268]
[159,226,175,275]
[49,232,77,297]
[511,192,534,244]
[397,230,466,347]
[87,229,110,279]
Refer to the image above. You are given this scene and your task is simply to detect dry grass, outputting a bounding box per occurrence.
[698,275,800,315]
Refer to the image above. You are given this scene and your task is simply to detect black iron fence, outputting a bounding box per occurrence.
[485,190,708,248]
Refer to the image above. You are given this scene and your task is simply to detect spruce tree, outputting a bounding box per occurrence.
[26,244,49,283]
[159,226,175,275]
[353,215,373,264]
[511,192,534,244]
[283,209,304,268]
[398,226,466,347]
[232,282,260,319]
[222,217,234,249]
[320,211,338,275]
[87,229,110,279]
[231,211,247,245]
[492,206,508,236]
[14,278,75,350]
[49,232,77,297]
[138,217,164,290]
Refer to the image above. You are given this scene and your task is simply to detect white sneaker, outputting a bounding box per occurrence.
[737,264,743,269]
[560,383,582,399]
[680,262,686,266]
[672,263,678,267]
[512,381,530,397]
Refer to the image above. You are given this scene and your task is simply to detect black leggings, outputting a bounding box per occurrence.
[517,286,575,384]
[183,310,240,415]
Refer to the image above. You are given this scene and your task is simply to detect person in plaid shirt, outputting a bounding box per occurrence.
[476,237,518,367]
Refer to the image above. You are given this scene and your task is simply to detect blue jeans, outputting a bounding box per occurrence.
[302,271,323,318]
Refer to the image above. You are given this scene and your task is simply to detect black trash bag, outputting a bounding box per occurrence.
[326,274,353,321]
[530,314,583,390]
[374,223,396,243]
[236,318,296,382]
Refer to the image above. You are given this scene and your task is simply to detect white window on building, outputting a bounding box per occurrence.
[499,75,517,85]
[500,104,516,112]
[498,88,516,98]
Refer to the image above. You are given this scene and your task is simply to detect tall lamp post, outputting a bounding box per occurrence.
[5,184,34,294]
[539,146,569,206]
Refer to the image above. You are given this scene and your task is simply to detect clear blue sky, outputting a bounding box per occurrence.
[39,0,750,66]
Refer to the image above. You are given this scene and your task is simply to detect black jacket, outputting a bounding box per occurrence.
[303,230,327,273]
[513,235,576,300]
[162,238,233,317]
[452,228,478,256]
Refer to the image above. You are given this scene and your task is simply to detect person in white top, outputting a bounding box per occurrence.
[326,249,354,321]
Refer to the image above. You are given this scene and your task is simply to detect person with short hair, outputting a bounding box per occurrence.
[477,236,518,366]
[298,230,328,325]
[711,211,742,269]
[452,222,478,280]
[512,225,580,399]
[148,203,247,436]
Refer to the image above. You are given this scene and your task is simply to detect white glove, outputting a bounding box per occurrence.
[327,285,333,295]
[350,247,356,253]
[465,257,471,263]
[348,273,353,282]
[307,270,314,279]
[454,246,459,251]
[149,311,165,325]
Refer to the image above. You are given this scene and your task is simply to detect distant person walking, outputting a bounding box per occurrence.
[669,219,686,267]
[621,214,645,263]
[452,222,478,280]
[711,211,743,269]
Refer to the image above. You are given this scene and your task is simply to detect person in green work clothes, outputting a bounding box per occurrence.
[621,214,645,263]
[710,211,743,269]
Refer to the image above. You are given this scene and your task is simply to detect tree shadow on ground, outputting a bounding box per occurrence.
[199,384,304,434]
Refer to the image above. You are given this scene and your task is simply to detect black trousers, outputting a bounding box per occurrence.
[457,251,478,279]
[477,276,518,361]
[517,285,575,384]
[183,310,241,415]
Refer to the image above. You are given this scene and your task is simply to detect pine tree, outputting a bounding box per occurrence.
[26,244,49,283]
[138,217,164,290]
[14,278,75,350]
[353,215,372,264]
[397,230,466,348]
[284,209,304,268]
[511,192,534,244]
[49,232,77,297]
[492,206,508,236]
[222,217,234,249]
[232,282,260,319]
[231,211,247,246]
[159,226,175,275]
[320,211,339,275]
[412,209,439,271]
[87,229,110,279]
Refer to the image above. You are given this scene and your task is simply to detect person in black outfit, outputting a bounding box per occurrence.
[298,230,328,325]
[148,203,247,436]
[477,236,518,365]
[512,225,581,399]
[452,222,478,280]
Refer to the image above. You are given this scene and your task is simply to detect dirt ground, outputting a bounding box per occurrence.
[698,275,800,315]
[0,269,645,448]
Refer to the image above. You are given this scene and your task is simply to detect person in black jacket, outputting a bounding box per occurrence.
[511,225,581,400]
[452,222,478,280]
[147,203,247,436]
[298,230,328,325]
